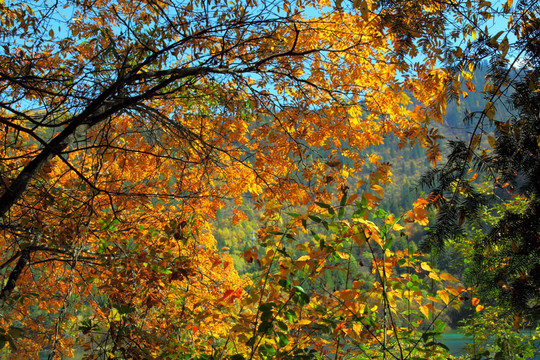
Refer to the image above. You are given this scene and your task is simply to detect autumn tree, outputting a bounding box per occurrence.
[0,0,459,357]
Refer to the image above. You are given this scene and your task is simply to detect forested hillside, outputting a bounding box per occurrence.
[213,66,498,271]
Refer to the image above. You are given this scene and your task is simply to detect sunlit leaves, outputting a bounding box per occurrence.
[244,190,465,359]
[0,0,467,356]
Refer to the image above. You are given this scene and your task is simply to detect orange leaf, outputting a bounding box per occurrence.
[472,297,480,306]
[346,193,359,205]
[439,272,458,282]
[513,313,522,331]
[447,287,460,296]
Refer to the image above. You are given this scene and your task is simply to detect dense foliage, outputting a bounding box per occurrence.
[0,0,538,358]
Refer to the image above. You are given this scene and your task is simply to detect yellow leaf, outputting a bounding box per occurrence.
[420,262,432,272]
[439,272,458,282]
[438,290,450,305]
[476,304,484,312]
[392,223,404,231]
[484,102,496,120]
[296,255,311,262]
[108,308,122,322]
[470,133,482,150]
[336,251,350,259]
[358,303,366,314]
[419,304,430,318]
[488,135,497,148]
[370,184,384,197]
[352,323,363,336]
[428,271,441,281]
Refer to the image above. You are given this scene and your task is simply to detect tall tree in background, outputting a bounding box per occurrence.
[421,0,539,323]
[0,0,453,357]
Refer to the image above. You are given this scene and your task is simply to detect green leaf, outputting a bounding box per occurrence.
[338,191,348,219]
[276,320,288,332]
[259,302,276,322]
[308,215,321,223]
[7,326,22,339]
[258,321,273,333]
[328,223,340,233]
[258,343,276,358]
[278,279,290,289]
[338,206,345,220]
[286,309,297,323]
[276,331,289,346]
[7,336,17,352]
[315,202,332,209]
[361,194,368,208]
[246,336,257,347]
[293,286,310,305]
[230,355,245,360]
[322,221,329,231]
